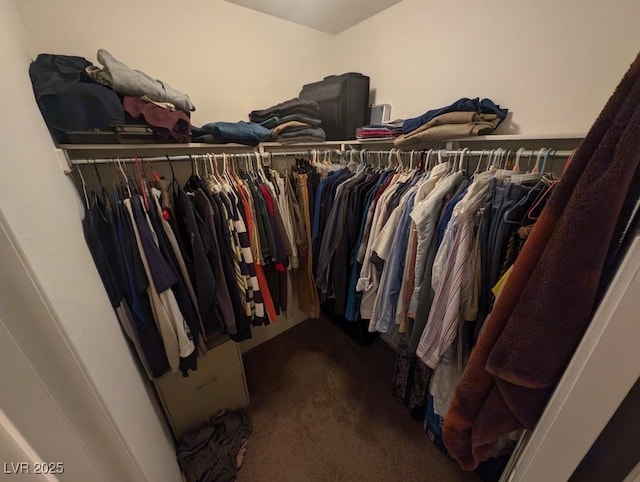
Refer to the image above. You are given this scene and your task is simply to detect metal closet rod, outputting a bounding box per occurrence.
[70,147,575,165]
[70,149,341,165]
[345,149,576,158]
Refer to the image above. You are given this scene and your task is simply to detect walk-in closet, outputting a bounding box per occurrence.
[1,1,639,481]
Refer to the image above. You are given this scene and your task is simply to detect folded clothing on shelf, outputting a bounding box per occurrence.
[249,98,321,124]
[123,97,191,143]
[356,123,404,139]
[395,111,501,147]
[87,49,195,113]
[271,121,327,143]
[192,121,272,146]
[29,53,125,142]
[402,97,508,135]
[276,127,326,143]
[260,113,322,129]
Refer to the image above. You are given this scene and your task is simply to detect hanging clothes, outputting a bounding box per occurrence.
[124,196,196,373]
[443,51,640,470]
[79,153,317,379]
[308,142,586,469]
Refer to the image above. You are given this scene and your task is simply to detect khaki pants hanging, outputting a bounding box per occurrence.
[296,174,320,318]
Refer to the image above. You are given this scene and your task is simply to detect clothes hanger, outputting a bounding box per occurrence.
[356,149,367,176]
[76,166,91,210]
[513,148,525,172]
[188,154,196,177]
[453,149,461,172]
[458,147,470,175]
[531,148,545,174]
[540,148,554,174]
[492,148,514,182]
[90,158,111,210]
[224,153,235,186]
[205,153,214,185]
[164,155,180,196]
[116,158,132,198]
[526,150,536,173]
[499,148,508,169]
[503,150,513,170]
[473,150,486,175]
[202,154,215,191]
[482,149,494,174]
[112,158,127,200]
[204,153,214,182]
[423,149,431,171]
[255,151,269,184]
[395,149,404,172]
[133,157,150,210]
[523,149,558,214]
[512,148,546,185]
[503,176,546,225]
[387,148,395,170]
[487,148,499,171]
[563,148,577,173]
[217,153,227,185]
[526,176,558,222]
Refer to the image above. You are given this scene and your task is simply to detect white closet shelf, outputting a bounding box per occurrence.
[58,142,256,160]
[58,133,585,171]
[447,132,586,142]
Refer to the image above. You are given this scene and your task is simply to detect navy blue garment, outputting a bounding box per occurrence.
[311,169,348,270]
[83,201,123,309]
[105,198,131,303]
[174,188,224,337]
[147,193,204,356]
[131,196,178,294]
[487,183,525,292]
[402,98,508,134]
[192,121,272,146]
[313,169,353,274]
[479,178,497,318]
[333,172,381,316]
[312,169,344,242]
[130,195,198,375]
[29,54,124,142]
[344,171,391,321]
[437,180,471,248]
[115,194,171,378]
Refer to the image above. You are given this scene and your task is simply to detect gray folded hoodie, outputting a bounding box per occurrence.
[86,49,195,112]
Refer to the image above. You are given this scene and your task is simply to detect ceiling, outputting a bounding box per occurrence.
[224,0,403,35]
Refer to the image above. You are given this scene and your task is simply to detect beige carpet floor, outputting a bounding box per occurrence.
[238,317,480,482]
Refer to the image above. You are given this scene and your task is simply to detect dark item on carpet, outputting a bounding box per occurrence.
[177,411,252,482]
[238,318,480,482]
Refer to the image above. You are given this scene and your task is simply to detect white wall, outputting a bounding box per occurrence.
[333,0,640,135]
[0,1,181,480]
[17,0,334,126]
[5,0,640,478]
[0,210,142,481]
[18,0,640,135]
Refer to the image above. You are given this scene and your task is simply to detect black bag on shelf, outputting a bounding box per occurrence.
[299,73,370,141]
[61,114,157,144]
